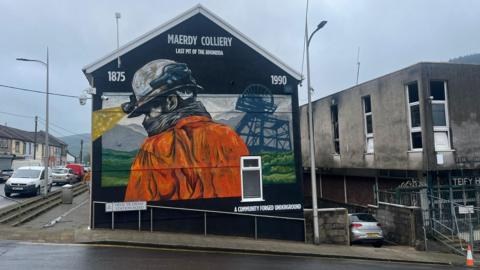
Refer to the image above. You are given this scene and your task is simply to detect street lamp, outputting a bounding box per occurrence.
[306,20,327,245]
[17,48,50,197]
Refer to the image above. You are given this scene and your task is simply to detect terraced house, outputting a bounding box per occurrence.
[0,125,67,168]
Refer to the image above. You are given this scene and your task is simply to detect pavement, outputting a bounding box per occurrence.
[0,191,468,267]
[20,190,90,230]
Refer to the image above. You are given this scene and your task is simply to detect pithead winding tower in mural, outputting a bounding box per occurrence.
[235,84,292,154]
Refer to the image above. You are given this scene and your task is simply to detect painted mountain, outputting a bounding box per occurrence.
[101,124,146,187]
[102,124,146,152]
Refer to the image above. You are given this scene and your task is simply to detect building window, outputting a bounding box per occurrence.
[362,96,374,153]
[0,139,7,149]
[240,156,263,202]
[406,82,422,150]
[331,105,340,154]
[15,141,20,153]
[430,80,451,151]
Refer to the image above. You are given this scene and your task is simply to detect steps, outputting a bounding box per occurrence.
[0,183,88,226]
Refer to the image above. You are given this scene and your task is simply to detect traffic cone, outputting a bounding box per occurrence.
[467,244,474,267]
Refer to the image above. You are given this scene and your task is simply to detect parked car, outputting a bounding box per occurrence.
[66,163,85,181]
[349,213,384,247]
[4,166,52,197]
[52,167,77,185]
[0,169,13,182]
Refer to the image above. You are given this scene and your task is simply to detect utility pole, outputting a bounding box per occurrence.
[34,116,38,160]
[80,139,83,164]
[17,48,49,196]
[306,17,328,244]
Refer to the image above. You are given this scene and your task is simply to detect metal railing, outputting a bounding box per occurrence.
[92,201,306,242]
[377,188,480,254]
[378,189,424,207]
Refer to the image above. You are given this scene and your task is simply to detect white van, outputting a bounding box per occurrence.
[4,166,52,197]
[11,160,43,171]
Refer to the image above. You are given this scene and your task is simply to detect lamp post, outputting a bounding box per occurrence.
[306,20,327,244]
[17,48,50,197]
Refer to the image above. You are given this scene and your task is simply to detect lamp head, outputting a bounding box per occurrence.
[317,21,328,30]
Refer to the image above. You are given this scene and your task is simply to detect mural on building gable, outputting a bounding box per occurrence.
[93,59,295,202]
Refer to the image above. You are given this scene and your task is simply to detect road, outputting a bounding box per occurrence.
[0,183,61,209]
[0,241,465,270]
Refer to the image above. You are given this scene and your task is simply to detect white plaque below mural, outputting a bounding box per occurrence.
[105,201,147,212]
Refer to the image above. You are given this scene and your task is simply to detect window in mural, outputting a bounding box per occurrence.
[240,156,263,202]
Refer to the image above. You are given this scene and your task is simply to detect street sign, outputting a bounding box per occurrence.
[458,205,474,214]
[105,201,146,212]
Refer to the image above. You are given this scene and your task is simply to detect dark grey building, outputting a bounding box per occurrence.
[301,62,480,207]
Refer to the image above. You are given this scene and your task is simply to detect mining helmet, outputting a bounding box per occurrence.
[121,59,203,118]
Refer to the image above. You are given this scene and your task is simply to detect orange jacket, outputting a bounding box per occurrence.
[124,116,249,201]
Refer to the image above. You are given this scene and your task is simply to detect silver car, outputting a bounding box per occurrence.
[349,213,384,247]
[52,168,77,185]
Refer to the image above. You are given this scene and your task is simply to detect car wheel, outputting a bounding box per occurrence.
[5,192,10,197]
[48,184,52,192]
[372,242,383,248]
[35,186,41,196]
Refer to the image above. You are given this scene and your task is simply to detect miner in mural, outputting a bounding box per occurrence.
[121,59,249,201]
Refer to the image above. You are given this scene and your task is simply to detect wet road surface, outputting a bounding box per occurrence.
[0,241,465,270]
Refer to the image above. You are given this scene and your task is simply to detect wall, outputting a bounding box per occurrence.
[300,63,424,171]
[419,63,480,170]
[304,208,349,245]
[85,8,305,241]
[321,175,345,203]
[301,62,480,173]
[368,202,424,247]
[304,171,415,208]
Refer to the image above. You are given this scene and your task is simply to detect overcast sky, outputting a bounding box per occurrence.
[0,0,479,138]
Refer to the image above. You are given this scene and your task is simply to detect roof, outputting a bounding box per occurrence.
[82,4,301,81]
[17,166,45,170]
[0,125,31,142]
[303,61,480,107]
[0,125,67,147]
